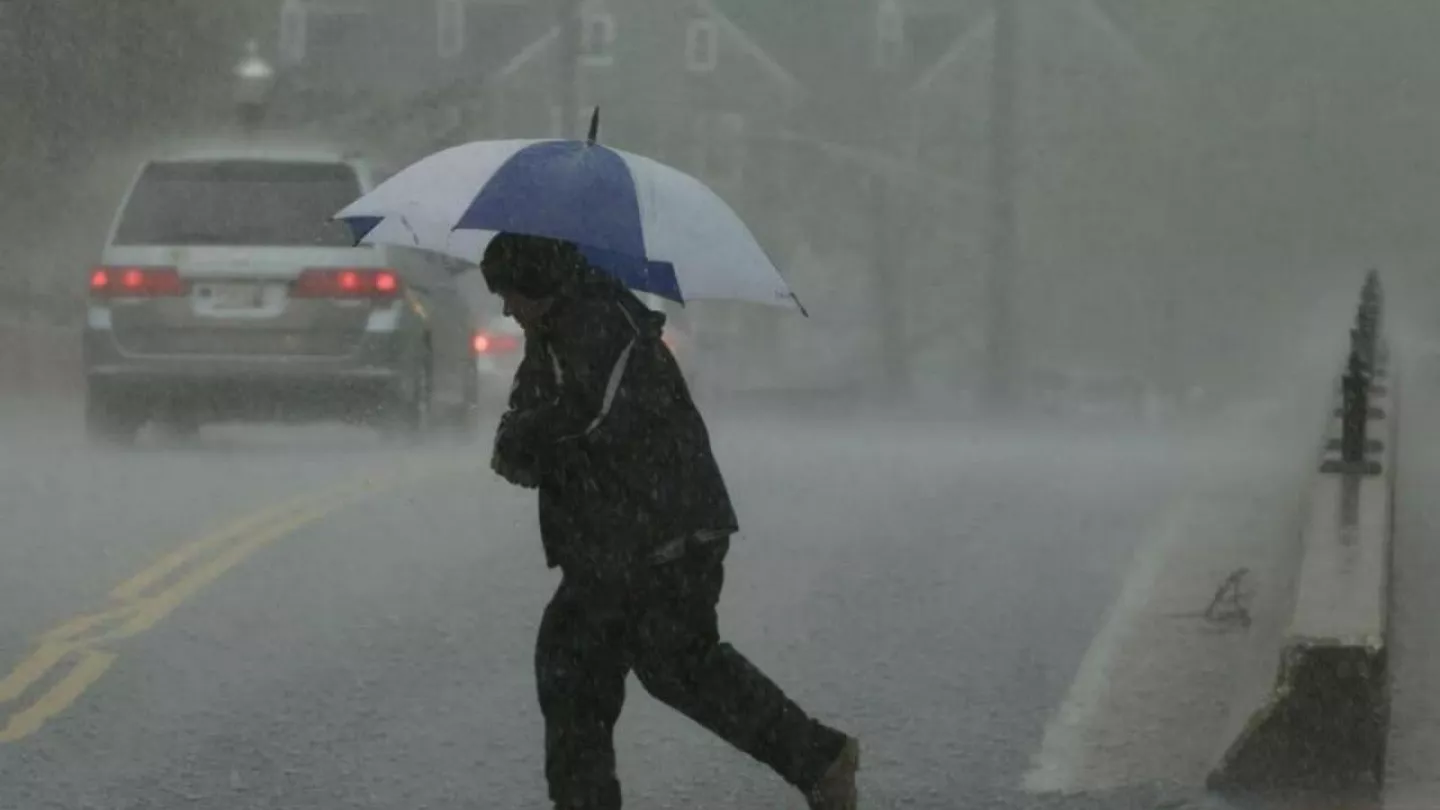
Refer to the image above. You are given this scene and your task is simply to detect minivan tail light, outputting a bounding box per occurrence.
[90,266,186,298]
[472,331,520,355]
[293,268,401,299]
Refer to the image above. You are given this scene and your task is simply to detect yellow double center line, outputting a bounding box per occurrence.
[0,456,480,743]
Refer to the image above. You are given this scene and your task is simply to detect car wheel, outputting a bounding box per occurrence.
[155,412,201,443]
[85,386,142,447]
[381,350,432,442]
[449,364,482,441]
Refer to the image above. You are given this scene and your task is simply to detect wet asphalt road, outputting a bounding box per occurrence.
[0,406,1313,809]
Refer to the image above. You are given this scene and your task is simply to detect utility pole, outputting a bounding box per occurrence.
[556,0,582,138]
[233,40,277,135]
[985,0,1020,410]
[869,172,907,392]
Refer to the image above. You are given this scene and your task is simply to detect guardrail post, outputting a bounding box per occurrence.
[1323,273,1386,475]
[1365,271,1387,375]
[1340,341,1370,465]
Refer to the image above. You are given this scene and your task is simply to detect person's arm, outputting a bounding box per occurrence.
[494,300,650,485]
[506,335,559,412]
[544,299,647,443]
[491,338,560,487]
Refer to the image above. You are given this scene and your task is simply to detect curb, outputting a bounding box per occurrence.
[1208,351,1397,793]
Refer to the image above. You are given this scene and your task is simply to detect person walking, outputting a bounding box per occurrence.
[482,233,859,810]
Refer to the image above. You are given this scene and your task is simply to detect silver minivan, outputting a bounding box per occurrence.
[83,144,480,444]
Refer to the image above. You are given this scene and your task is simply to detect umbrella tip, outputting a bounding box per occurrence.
[790,291,810,317]
[587,107,601,145]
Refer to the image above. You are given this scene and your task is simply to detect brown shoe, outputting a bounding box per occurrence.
[806,736,859,810]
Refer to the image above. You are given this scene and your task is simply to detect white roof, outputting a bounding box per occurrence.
[142,136,367,166]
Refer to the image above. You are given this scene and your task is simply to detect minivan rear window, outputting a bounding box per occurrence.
[112,160,362,247]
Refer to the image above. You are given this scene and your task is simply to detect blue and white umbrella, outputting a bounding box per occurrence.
[334,126,802,311]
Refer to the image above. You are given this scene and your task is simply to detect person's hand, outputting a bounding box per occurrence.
[492,410,543,488]
[492,447,540,489]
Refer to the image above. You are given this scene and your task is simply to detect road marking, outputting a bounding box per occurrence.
[104,492,361,642]
[1023,498,1196,793]
[0,454,483,743]
[0,643,72,704]
[108,493,323,602]
[40,605,144,646]
[0,651,117,744]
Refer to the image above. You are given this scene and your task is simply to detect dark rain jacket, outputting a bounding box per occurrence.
[492,281,738,574]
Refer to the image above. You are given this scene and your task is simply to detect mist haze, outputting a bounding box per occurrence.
[0,3,1438,809]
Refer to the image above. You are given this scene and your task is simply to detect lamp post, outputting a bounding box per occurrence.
[233,40,276,132]
[985,0,1019,411]
[556,0,581,138]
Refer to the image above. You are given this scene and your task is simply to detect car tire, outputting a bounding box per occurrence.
[447,364,483,441]
[85,386,142,447]
[381,349,432,443]
[155,412,201,443]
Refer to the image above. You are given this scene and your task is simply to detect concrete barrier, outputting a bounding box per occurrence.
[1208,350,1397,792]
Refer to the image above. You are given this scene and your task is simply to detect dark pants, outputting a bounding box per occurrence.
[535,537,847,809]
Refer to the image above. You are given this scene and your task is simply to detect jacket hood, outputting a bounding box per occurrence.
[481,233,588,299]
[482,232,669,339]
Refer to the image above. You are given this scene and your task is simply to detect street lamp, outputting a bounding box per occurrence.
[233,40,276,131]
[985,0,1019,411]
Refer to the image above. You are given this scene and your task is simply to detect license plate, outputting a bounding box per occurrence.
[201,283,264,310]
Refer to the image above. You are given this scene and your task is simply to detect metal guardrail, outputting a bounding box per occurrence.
[1324,271,1387,475]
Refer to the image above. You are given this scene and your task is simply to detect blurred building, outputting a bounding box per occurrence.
[473,0,809,388]
[251,0,1195,398]
[721,0,1181,398]
[265,0,546,156]
[264,0,822,391]
[15,0,1434,402]
[0,0,265,315]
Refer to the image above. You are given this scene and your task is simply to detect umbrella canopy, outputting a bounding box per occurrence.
[334,137,801,311]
